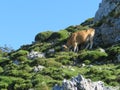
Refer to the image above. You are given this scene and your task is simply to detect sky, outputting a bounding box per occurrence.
[0,0,101,50]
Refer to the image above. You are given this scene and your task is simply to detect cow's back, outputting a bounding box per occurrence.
[66,28,95,49]
[76,28,95,44]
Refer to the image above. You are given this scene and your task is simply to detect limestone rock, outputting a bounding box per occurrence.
[52,74,119,90]
[94,0,120,46]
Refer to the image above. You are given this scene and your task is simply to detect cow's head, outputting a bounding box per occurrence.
[62,45,69,51]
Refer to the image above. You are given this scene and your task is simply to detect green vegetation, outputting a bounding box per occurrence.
[81,18,94,26]
[35,31,53,42]
[77,49,108,63]
[0,23,120,89]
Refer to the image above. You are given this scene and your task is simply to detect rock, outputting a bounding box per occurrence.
[48,48,55,53]
[94,0,117,22]
[98,48,106,53]
[27,50,45,59]
[52,74,119,90]
[37,65,45,71]
[116,54,120,63]
[52,84,62,90]
[81,63,86,67]
[13,60,20,65]
[33,66,39,73]
[94,0,120,46]
[33,65,45,73]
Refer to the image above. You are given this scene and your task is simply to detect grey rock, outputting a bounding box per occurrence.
[27,50,45,59]
[116,54,120,63]
[94,0,120,46]
[52,74,119,90]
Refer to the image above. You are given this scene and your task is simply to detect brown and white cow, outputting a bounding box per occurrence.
[63,28,95,52]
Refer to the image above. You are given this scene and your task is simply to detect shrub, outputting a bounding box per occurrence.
[57,30,69,41]
[0,82,8,89]
[10,50,28,60]
[17,70,32,79]
[7,70,19,77]
[31,58,46,66]
[89,66,101,74]
[77,50,108,63]
[10,79,32,90]
[106,45,120,61]
[65,25,77,32]
[32,75,46,86]
[55,52,77,65]
[47,32,61,42]
[14,82,32,90]
[19,64,32,72]
[0,67,3,73]
[83,60,91,65]
[45,58,62,67]
[35,83,49,90]
[0,58,11,67]
[41,67,63,80]
[32,74,53,88]
[65,25,89,32]
[0,76,25,89]
[35,31,53,42]
[17,56,28,62]
[32,58,62,67]
[81,18,94,26]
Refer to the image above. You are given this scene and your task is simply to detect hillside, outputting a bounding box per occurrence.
[0,0,120,90]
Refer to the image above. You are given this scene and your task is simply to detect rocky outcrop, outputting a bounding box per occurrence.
[94,0,120,46]
[27,50,45,59]
[52,74,119,90]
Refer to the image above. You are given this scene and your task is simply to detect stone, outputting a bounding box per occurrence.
[33,65,45,72]
[52,74,119,90]
[27,50,45,59]
[94,0,120,46]
[116,54,120,63]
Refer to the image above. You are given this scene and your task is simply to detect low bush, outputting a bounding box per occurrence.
[106,45,120,60]
[77,50,108,63]
[0,66,3,73]
[45,59,62,67]
[41,67,63,80]
[65,25,89,32]
[0,58,11,67]
[17,56,28,62]
[83,60,91,65]
[0,82,8,89]
[57,30,69,41]
[31,58,46,66]
[32,58,62,67]
[35,31,53,42]
[55,52,77,65]
[10,50,28,60]
[35,82,49,90]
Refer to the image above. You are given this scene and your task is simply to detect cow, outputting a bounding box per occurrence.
[63,28,95,52]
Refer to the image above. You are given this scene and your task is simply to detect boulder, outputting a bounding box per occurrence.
[94,0,120,46]
[27,50,45,59]
[52,74,119,90]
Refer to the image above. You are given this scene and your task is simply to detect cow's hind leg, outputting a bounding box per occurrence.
[85,36,90,49]
[89,36,93,49]
[74,42,78,52]
[85,43,90,49]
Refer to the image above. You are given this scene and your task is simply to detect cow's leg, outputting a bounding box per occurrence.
[74,42,78,52]
[85,43,90,49]
[89,37,93,49]
[85,36,90,49]
[89,41,93,49]
[76,45,79,52]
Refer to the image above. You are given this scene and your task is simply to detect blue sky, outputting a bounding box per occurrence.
[0,0,101,50]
